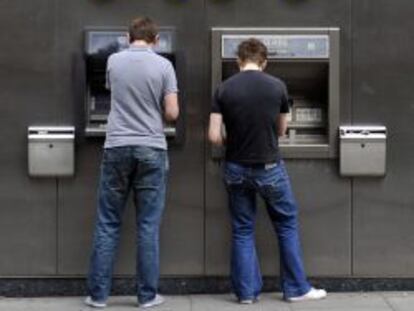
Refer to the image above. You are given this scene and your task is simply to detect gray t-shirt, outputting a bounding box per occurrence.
[104,46,178,150]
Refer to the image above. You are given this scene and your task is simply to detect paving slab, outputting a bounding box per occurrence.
[381,291,414,311]
[0,296,192,311]
[190,294,290,311]
[0,293,399,311]
[289,293,391,310]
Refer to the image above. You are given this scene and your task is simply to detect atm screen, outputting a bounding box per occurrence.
[85,31,176,120]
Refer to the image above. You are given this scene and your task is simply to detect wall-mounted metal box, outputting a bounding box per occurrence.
[28,126,75,177]
[340,126,386,177]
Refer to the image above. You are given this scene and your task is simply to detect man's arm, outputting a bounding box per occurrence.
[208,113,225,146]
[278,113,289,137]
[164,93,179,121]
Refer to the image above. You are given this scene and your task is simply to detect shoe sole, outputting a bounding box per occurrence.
[287,295,327,303]
[84,297,107,308]
[140,299,165,308]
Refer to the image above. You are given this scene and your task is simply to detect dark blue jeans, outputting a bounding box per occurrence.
[224,160,311,300]
[87,146,168,304]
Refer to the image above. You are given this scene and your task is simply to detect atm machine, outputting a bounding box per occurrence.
[83,28,183,142]
[211,28,340,158]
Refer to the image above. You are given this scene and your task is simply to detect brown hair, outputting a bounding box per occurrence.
[129,17,158,43]
[237,38,268,66]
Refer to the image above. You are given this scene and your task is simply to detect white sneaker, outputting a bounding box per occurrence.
[287,288,327,302]
[238,296,259,304]
[84,296,107,308]
[140,294,165,308]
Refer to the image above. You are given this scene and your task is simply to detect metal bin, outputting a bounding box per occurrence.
[28,126,75,177]
[340,126,386,177]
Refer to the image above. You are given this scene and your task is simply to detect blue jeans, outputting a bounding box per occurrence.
[87,146,168,304]
[224,160,311,300]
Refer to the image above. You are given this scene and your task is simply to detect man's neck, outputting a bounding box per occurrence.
[240,63,262,71]
[130,40,153,48]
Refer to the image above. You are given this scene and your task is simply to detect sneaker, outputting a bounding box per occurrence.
[239,299,254,304]
[140,294,165,308]
[286,288,327,302]
[238,296,259,304]
[84,296,107,308]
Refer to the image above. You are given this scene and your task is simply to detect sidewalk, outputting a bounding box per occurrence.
[0,292,413,311]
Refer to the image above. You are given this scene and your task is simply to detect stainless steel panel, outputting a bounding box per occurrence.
[0,0,58,275]
[352,0,414,276]
[205,160,351,276]
[57,143,143,276]
[221,34,330,59]
[83,28,179,139]
[56,0,205,276]
[211,28,340,159]
[28,127,75,177]
[340,126,386,177]
[206,0,352,276]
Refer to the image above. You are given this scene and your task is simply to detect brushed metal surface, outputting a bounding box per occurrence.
[352,0,414,276]
[0,0,58,275]
[205,0,352,276]
[56,0,205,276]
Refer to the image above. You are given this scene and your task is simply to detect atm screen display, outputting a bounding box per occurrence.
[85,32,128,117]
[86,31,129,55]
[85,30,176,121]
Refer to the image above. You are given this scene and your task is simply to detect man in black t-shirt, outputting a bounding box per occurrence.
[208,39,327,303]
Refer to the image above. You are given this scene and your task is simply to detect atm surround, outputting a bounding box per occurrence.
[211,28,340,159]
[83,28,179,140]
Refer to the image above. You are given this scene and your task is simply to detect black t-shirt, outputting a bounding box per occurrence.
[212,70,290,164]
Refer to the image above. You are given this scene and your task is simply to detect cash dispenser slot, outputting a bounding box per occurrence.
[211,28,340,159]
[84,28,179,140]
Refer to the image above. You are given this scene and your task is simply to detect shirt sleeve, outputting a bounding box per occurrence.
[280,83,290,113]
[163,61,178,97]
[211,87,222,114]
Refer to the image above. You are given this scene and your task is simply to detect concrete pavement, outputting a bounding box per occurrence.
[0,292,414,311]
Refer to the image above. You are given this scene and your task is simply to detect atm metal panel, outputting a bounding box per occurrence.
[206,23,350,276]
[0,0,58,275]
[56,0,205,276]
[211,28,339,159]
[352,0,414,276]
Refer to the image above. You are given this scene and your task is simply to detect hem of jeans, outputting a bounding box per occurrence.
[89,296,108,304]
[235,289,262,301]
[237,295,260,302]
[138,294,157,305]
[283,284,312,299]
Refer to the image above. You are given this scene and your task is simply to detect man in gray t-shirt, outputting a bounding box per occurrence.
[105,41,178,149]
[86,17,179,309]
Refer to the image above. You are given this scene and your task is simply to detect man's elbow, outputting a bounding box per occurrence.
[164,94,179,121]
[165,109,179,122]
[278,126,288,137]
[208,132,222,146]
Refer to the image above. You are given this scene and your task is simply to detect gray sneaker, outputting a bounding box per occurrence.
[140,294,165,308]
[84,296,107,308]
[238,296,259,304]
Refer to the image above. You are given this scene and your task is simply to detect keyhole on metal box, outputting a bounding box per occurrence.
[49,144,54,149]
[361,143,366,148]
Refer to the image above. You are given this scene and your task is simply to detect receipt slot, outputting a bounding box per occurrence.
[84,28,181,141]
[28,126,75,177]
[211,28,340,158]
[340,126,387,177]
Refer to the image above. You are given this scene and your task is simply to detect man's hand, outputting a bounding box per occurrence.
[164,93,179,121]
[208,113,225,146]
